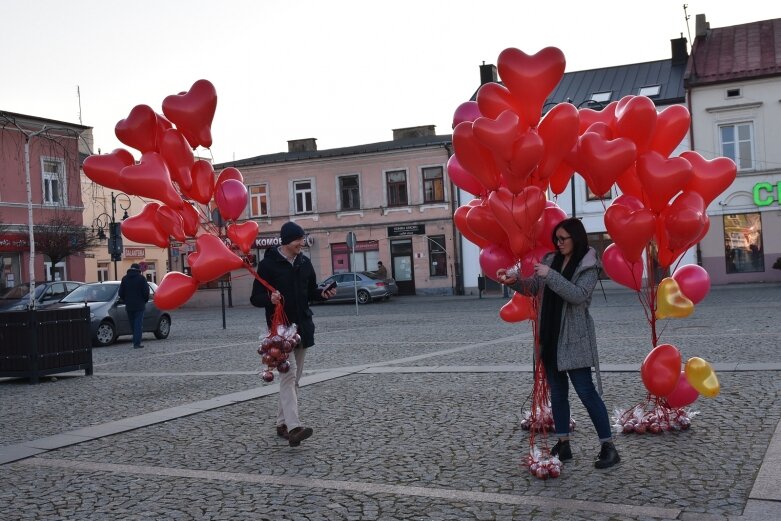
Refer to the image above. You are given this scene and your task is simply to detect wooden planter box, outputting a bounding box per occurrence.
[0,306,93,384]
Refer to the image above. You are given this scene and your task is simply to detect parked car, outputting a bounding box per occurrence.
[0,281,83,312]
[317,272,399,304]
[52,281,171,347]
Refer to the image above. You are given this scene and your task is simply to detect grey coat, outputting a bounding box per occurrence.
[510,247,603,392]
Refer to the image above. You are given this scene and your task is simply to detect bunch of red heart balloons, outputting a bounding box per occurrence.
[83,80,261,310]
[258,324,301,383]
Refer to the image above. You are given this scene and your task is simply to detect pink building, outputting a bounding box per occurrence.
[180,125,462,305]
[0,111,92,290]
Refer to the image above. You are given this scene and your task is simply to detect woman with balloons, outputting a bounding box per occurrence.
[497,218,620,470]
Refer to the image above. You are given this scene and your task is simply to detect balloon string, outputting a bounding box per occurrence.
[243,259,277,294]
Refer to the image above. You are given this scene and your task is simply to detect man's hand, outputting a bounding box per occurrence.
[270,291,282,305]
[321,287,337,299]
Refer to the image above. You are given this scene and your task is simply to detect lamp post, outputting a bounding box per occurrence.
[92,192,131,280]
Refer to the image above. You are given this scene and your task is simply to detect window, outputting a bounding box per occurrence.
[144,262,158,283]
[638,85,661,97]
[42,158,65,205]
[339,175,360,210]
[423,167,445,203]
[249,185,268,217]
[587,186,612,201]
[726,88,742,98]
[590,91,612,103]
[428,235,447,277]
[294,180,313,214]
[43,260,65,281]
[386,170,408,206]
[723,213,764,274]
[720,122,754,171]
[97,262,110,282]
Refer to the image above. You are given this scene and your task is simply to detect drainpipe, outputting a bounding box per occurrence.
[444,142,464,295]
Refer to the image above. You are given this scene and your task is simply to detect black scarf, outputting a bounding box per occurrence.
[539,254,580,372]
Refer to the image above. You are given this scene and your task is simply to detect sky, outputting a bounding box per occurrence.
[2,0,779,165]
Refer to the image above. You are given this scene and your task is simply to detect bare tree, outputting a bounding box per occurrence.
[34,214,102,280]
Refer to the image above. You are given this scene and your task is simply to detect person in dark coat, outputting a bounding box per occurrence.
[250,222,336,447]
[118,263,150,349]
[497,218,620,470]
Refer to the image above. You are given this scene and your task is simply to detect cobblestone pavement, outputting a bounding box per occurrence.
[1,283,780,520]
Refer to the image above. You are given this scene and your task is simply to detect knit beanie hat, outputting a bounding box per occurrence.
[280,222,305,245]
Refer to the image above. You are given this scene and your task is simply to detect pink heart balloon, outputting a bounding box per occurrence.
[447,155,484,196]
[452,101,482,128]
[665,370,699,408]
[671,264,711,305]
[602,243,643,291]
[214,178,248,221]
[479,243,516,283]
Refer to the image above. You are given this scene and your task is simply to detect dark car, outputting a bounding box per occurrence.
[318,271,399,304]
[53,281,171,347]
[0,281,83,312]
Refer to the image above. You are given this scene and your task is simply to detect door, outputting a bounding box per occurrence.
[390,239,415,295]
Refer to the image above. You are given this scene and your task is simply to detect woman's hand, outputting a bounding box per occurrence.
[496,268,517,285]
[534,263,550,278]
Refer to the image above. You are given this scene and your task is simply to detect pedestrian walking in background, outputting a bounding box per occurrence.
[373,261,388,279]
[251,221,336,447]
[497,217,620,469]
[118,263,150,349]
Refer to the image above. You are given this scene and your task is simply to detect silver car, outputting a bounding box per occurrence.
[54,281,171,346]
[318,272,399,304]
[0,281,83,312]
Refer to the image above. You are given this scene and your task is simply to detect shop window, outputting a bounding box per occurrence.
[723,213,764,273]
[428,235,447,277]
[249,184,269,217]
[720,122,754,171]
[339,175,360,210]
[144,262,158,283]
[386,170,408,206]
[423,166,444,203]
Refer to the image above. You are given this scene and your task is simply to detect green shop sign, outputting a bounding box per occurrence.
[753,182,781,206]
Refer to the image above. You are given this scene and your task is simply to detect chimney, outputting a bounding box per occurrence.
[671,35,688,65]
[695,14,710,37]
[480,62,498,85]
[392,125,436,140]
[287,138,317,153]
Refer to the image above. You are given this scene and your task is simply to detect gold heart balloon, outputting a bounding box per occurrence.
[655,277,694,319]
[685,357,720,398]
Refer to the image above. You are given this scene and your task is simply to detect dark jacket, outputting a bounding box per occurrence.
[118,268,150,312]
[250,247,324,348]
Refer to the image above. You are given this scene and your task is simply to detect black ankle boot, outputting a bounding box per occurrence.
[550,439,572,461]
[594,441,620,469]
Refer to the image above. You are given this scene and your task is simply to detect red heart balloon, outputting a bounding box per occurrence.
[162,79,217,149]
[120,152,183,209]
[214,179,248,221]
[503,130,544,193]
[665,370,699,408]
[578,101,618,133]
[217,167,244,186]
[452,100,482,128]
[120,202,169,248]
[497,47,566,128]
[188,234,244,282]
[154,271,198,310]
[641,343,682,397]
[536,203,568,251]
[536,102,579,182]
[454,205,491,248]
[154,113,173,150]
[178,201,201,237]
[488,186,545,258]
[656,214,710,269]
[604,203,656,262]
[115,104,158,153]
[83,148,134,192]
[615,164,644,200]
[465,204,508,246]
[650,105,690,157]
[602,243,643,291]
[453,121,501,192]
[473,110,523,162]
[612,194,645,211]
[156,205,186,242]
[227,221,259,254]
[577,133,637,196]
[658,191,707,252]
[520,245,550,277]
[614,95,658,154]
[479,243,516,283]
[679,151,737,207]
[159,128,194,191]
[548,162,575,195]
[499,293,536,322]
[447,155,484,196]
[185,160,216,204]
[636,151,693,213]
[476,82,527,124]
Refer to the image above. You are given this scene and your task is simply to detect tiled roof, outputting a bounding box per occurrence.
[685,18,781,86]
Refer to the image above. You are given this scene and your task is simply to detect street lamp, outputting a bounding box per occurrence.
[92,192,131,280]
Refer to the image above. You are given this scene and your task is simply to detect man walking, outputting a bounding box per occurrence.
[373,260,388,279]
[118,263,149,349]
[251,222,336,447]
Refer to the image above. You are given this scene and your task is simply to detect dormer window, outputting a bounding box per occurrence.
[590,91,612,103]
[638,85,661,97]
[726,88,742,98]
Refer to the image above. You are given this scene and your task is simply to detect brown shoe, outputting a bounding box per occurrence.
[276,424,289,440]
[288,426,313,447]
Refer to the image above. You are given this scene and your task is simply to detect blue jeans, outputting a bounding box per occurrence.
[127,309,144,346]
[546,366,613,441]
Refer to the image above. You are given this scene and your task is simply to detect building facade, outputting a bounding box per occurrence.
[0,111,91,291]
